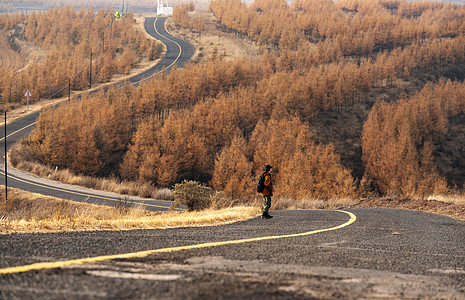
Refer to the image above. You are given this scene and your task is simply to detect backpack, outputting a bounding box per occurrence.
[256,174,265,193]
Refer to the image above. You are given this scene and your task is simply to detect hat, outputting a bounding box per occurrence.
[265,164,272,171]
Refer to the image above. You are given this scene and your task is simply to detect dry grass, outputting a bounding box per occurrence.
[427,194,465,205]
[165,12,261,64]
[1,16,165,125]
[18,160,154,197]
[9,143,168,199]
[272,196,358,210]
[0,188,260,234]
[153,188,175,201]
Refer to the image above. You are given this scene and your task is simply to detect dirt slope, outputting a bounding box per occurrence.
[0,31,24,71]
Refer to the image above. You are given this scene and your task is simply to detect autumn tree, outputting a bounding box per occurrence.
[118,46,136,74]
[211,135,253,200]
[173,3,190,28]
[0,7,159,104]
[361,81,465,197]
[279,142,356,201]
[14,1,465,204]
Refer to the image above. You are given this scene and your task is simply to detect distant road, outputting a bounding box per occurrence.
[0,16,194,211]
[133,16,194,85]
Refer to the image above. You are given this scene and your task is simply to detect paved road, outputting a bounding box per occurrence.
[0,17,193,211]
[134,16,194,85]
[0,209,463,299]
[0,167,172,211]
[1,16,464,300]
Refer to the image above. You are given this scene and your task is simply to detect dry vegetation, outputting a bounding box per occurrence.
[6,0,465,208]
[0,7,164,107]
[0,187,260,234]
[9,138,163,199]
[2,0,465,225]
[167,10,261,63]
[362,81,465,197]
[0,13,166,126]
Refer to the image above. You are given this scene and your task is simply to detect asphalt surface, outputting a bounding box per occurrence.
[134,17,195,85]
[0,16,194,212]
[1,16,464,300]
[0,167,172,211]
[0,209,464,299]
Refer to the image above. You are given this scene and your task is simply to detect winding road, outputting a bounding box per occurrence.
[0,15,464,300]
[0,17,194,211]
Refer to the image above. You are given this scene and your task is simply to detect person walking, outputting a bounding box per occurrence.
[261,165,273,219]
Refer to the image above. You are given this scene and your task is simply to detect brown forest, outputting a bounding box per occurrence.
[5,0,465,203]
[0,7,162,104]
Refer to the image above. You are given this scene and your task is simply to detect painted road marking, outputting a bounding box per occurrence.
[0,17,184,210]
[161,17,183,70]
[0,210,356,274]
[0,122,35,142]
[136,17,183,84]
[0,169,172,210]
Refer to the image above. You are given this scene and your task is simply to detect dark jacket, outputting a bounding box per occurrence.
[260,171,273,196]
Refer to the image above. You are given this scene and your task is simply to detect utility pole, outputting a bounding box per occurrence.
[89,50,92,89]
[4,110,7,204]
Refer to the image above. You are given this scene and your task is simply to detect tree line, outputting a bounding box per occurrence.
[362,80,465,197]
[16,0,465,201]
[0,6,162,105]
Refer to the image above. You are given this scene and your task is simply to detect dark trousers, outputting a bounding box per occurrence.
[262,195,271,213]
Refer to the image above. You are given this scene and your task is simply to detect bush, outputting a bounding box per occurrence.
[210,191,232,209]
[152,188,174,201]
[8,137,36,167]
[171,180,212,211]
[114,196,134,214]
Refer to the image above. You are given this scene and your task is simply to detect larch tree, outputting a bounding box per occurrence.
[211,135,253,200]
[118,46,136,74]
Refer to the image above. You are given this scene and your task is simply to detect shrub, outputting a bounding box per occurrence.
[171,180,212,211]
[210,191,232,209]
[8,137,36,167]
[114,196,134,214]
[152,188,174,201]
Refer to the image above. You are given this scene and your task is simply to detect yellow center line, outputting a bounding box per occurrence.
[0,17,181,211]
[0,170,172,209]
[136,16,183,84]
[161,17,183,70]
[0,122,35,142]
[0,210,356,274]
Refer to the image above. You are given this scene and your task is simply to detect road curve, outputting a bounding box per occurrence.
[0,17,194,211]
[0,167,172,211]
[132,17,194,85]
[0,209,463,299]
